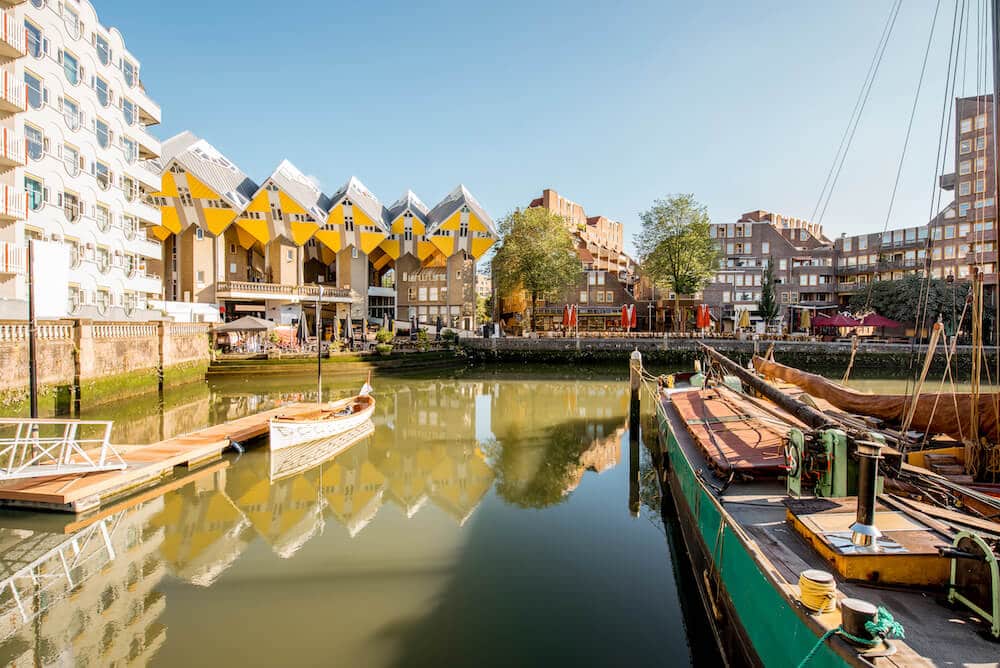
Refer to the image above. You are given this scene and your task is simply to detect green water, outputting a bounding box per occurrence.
[0,368,721,667]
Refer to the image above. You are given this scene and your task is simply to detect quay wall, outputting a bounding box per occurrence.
[459,336,996,374]
[0,320,212,412]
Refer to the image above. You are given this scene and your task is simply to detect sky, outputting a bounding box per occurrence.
[100,0,982,254]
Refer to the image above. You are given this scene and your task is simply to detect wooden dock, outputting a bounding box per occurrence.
[0,403,323,513]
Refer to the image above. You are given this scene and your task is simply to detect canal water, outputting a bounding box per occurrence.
[0,368,723,667]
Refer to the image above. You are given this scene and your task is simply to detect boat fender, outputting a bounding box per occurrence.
[230,440,245,454]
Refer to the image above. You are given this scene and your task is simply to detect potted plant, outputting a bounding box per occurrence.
[374,328,393,356]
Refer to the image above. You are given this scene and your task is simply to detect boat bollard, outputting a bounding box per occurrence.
[850,440,884,548]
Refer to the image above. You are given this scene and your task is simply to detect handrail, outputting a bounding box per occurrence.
[0,418,127,480]
[217,280,352,299]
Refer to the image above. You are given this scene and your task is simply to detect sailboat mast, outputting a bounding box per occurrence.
[993,0,1000,216]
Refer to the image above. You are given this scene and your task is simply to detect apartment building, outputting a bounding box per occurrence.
[0,0,162,320]
[153,132,497,330]
[503,188,652,332]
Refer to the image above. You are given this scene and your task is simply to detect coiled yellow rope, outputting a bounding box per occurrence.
[799,570,837,613]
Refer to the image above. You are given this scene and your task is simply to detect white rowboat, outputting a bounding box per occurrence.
[269,395,375,451]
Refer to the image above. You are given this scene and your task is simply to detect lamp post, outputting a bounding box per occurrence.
[947,273,956,341]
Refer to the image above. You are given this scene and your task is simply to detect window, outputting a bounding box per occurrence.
[62,51,79,85]
[944,246,955,259]
[95,204,110,230]
[25,124,43,160]
[961,118,973,133]
[932,247,942,260]
[579,291,588,303]
[595,291,604,303]
[24,71,42,109]
[25,176,43,211]
[62,97,80,129]
[779,258,787,270]
[63,192,80,222]
[859,236,869,250]
[196,270,205,285]
[286,248,293,261]
[122,99,135,126]
[960,203,971,216]
[25,21,43,58]
[429,287,438,301]
[121,137,137,163]
[960,160,972,175]
[605,290,614,302]
[976,114,987,130]
[843,238,852,252]
[976,178,986,193]
[976,157,986,172]
[122,59,136,88]
[94,161,110,190]
[959,223,970,237]
[196,228,204,241]
[351,247,359,259]
[63,144,79,175]
[94,77,109,107]
[960,181,971,196]
[977,135,987,150]
[95,119,109,148]
[945,225,955,239]
[960,139,972,154]
[761,242,769,254]
[418,287,427,302]
[95,34,110,66]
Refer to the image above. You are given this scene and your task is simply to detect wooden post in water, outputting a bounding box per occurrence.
[628,349,642,517]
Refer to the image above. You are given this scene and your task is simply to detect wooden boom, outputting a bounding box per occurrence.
[753,355,1000,444]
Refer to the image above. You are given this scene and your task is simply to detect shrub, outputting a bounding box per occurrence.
[375,343,393,356]
[416,329,430,351]
[441,328,459,345]
[375,328,394,344]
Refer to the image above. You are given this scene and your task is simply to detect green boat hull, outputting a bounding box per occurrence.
[656,405,849,668]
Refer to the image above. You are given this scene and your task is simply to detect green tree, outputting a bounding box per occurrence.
[476,295,491,324]
[635,194,719,332]
[492,207,582,332]
[757,259,780,331]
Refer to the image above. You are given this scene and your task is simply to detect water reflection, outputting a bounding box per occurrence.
[0,375,635,666]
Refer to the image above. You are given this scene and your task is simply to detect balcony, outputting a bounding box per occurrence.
[216,281,355,302]
[128,235,161,259]
[836,282,866,293]
[966,250,998,264]
[131,272,163,295]
[966,229,997,243]
[125,196,159,225]
[0,11,25,59]
[0,183,23,220]
[132,124,160,160]
[0,1,25,7]
[0,70,23,114]
[0,239,23,274]
[128,160,161,191]
[877,257,919,271]
[0,127,22,168]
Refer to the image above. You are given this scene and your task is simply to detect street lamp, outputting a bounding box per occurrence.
[946,273,956,340]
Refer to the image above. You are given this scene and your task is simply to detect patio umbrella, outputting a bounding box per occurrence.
[334,317,341,341]
[382,314,389,332]
[562,305,570,329]
[800,308,811,331]
[436,316,443,340]
[738,309,751,329]
[860,313,902,338]
[813,314,860,329]
[296,315,309,345]
[696,304,711,330]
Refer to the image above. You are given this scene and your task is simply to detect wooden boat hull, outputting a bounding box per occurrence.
[269,397,375,451]
[268,420,375,481]
[655,392,852,668]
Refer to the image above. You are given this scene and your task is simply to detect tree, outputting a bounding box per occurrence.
[758,259,780,331]
[492,207,582,332]
[476,295,491,324]
[635,194,719,332]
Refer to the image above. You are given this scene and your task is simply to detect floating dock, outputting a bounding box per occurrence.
[0,403,323,513]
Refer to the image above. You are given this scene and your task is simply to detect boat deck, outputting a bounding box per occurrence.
[0,403,324,513]
[660,387,1000,666]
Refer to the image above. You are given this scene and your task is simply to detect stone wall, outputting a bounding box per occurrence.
[460,336,996,375]
[0,320,212,411]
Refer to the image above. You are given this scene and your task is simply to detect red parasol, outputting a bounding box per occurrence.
[813,314,861,328]
[696,304,711,329]
[629,304,637,328]
[569,304,578,328]
[860,313,902,328]
[562,304,571,328]
[621,304,629,329]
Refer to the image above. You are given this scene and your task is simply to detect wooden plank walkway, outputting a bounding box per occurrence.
[0,403,322,513]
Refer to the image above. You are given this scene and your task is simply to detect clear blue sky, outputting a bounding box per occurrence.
[102,0,977,252]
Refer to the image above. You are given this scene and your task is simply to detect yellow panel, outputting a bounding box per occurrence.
[359,230,386,255]
[468,212,489,233]
[185,173,220,200]
[352,204,378,230]
[379,238,401,260]
[246,189,271,214]
[158,171,179,198]
[314,229,344,252]
[160,206,182,234]
[204,209,236,236]
[390,216,406,234]
[279,191,307,216]
[320,245,337,265]
[236,217,271,245]
[326,203,345,227]
[438,210,462,231]
[413,219,425,235]
[417,240,436,261]
[235,226,258,250]
[290,220,319,246]
[430,234,454,256]
[372,253,392,271]
[151,225,172,241]
[471,237,496,259]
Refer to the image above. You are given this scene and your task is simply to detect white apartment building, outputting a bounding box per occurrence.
[0,0,162,320]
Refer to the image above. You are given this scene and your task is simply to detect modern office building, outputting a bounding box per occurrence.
[152,132,498,330]
[0,0,163,320]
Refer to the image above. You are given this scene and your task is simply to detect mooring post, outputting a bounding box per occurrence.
[628,349,642,517]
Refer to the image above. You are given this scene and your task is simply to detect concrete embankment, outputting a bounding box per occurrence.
[207,350,462,378]
[460,336,994,375]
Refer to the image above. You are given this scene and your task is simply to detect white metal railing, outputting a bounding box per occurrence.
[0,419,127,480]
[0,127,24,165]
[0,183,24,219]
[0,239,24,275]
[0,70,24,110]
[0,11,26,56]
